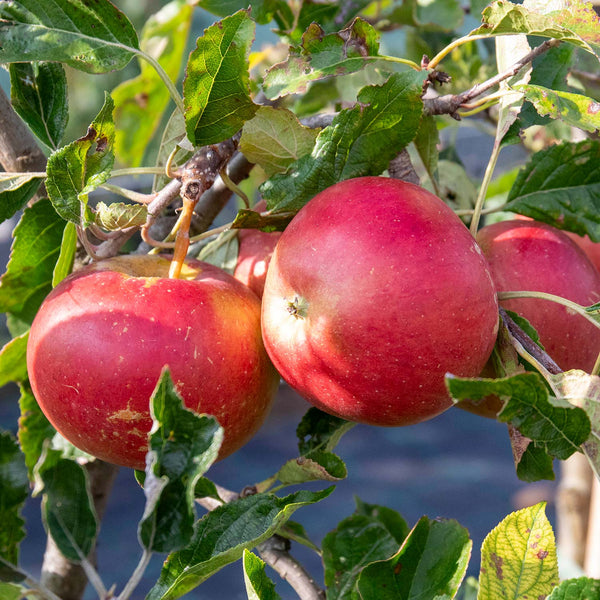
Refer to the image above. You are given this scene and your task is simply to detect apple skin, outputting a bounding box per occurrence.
[234,202,281,299]
[27,254,280,469]
[565,231,600,273]
[476,219,600,372]
[260,176,500,427]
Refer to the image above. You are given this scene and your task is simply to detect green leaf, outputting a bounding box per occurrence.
[230,209,293,233]
[478,502,558,600]
[274,451,347,486]
[52,222,77,287]
[261,71,427,213]
[447,372,591,461]
[0,432,28,581]
[0,198,67,325]
[0,174,43,226]
[0,0,139,73]
[194,477,223,501]
[139,369,223,554]
[385,0,464,31]
[516,84,600,133]
[198,0,283,25]
[147,487,334,600]
[413,114,439,184]
[243,549,282,600]
[471,1,600,59]
[504,43,576,145]
[240,106,319,177]
[547,577,600,599]
[263,18,382,100]
[273,1,354,44]
[18,382,55,479]
[322,513,401,598]
[0,331,28,388]
[505,140,600,241]
[296,407,355,456]
[277,521,320,553]
[183,10,257,146]
[45,93,115,225]
[9,62,68,150]
[354,498,409,546]
[196,229,240,275]
[0,583,38,599]
[95,202,148,232]
[415,0,463,30]
[423,160,477,213]
[515,443,556,483]
[355,516,471,600]
[34,446,98,563]
[261,410,353,490]
[112,0,193,167]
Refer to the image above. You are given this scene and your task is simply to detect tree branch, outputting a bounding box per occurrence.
[0,86,47,175]
[258,535,326,600]
[196,488,326,600]
[424,39,560,119]
[499,308,562,375]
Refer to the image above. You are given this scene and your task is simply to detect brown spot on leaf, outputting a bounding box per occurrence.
[95,135,108,154]
[490,553,503,579]
[135,92,149,109]
[77,126,97,143]
[537,549,548,560]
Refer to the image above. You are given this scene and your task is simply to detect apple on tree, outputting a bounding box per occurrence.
[565,231,600,274]
[260,176,500,427]
[477,219,600,373]
[26,254,280,470]
[233,200,282,299]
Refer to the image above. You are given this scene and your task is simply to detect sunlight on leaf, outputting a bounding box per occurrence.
[478,502,558,600]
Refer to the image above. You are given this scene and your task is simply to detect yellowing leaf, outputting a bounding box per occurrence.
[473,1,600,59]
[517,84,600,132]
[478,502,558,600]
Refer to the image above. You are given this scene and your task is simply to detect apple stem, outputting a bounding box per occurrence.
[164,138,240,278]
[169,197,196,278]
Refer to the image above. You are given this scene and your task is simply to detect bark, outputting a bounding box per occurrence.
[556,453,593,570]
[0,86,47,175]
[584,476,600,577]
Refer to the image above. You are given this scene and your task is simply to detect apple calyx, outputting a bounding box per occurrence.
[286,296,308,319]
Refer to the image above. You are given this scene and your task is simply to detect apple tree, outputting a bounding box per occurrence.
[1,0,600,599]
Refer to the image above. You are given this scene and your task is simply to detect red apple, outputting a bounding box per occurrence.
[26,254,280,469]
[234,201,281,299]
[565,231,600,273]
[260,176,500,427]
[476,219,600,372]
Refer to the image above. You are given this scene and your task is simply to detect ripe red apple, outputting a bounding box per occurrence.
[476,219,600,372]
[565,231,600,273]
[233,201,281,299]
[27,254,280,469]
[260,176,500,427]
